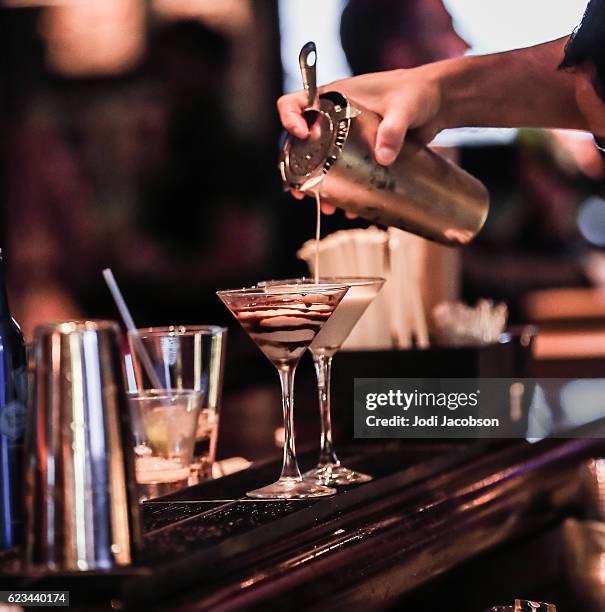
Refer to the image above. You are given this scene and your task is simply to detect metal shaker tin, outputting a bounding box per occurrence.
[24,320,141,571]
[279,43,490,247]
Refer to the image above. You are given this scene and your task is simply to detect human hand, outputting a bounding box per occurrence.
[278,65,443,167]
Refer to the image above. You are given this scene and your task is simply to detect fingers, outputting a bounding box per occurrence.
[344,211,358,220]
[320,203,336,215]
[375,109,409,166]
[277,92,309,139]
[291,190,305,200]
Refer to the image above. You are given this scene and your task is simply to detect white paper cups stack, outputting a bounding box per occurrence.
[387,228,430,349]
[298,227,436,350]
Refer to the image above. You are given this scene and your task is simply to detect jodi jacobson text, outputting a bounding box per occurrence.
[366,415,500,428]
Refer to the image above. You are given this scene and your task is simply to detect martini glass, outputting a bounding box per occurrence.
[307,277,385,485]
[217,283,348,499]
[258,277,385,486]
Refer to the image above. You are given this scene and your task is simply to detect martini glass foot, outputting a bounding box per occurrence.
[246,476,336,499]
[304,463,373,486]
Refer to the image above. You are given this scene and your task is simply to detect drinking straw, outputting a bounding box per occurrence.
[102,268,164,390]
[340,231,370,349]
[346,231,369,347]
[355,229,391,349]
[387,228,411,349]
[318,231,340,277]
[124,354,138,393]
[408,235,430,348]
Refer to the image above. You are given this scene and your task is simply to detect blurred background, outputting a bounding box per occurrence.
[2,0,605,457]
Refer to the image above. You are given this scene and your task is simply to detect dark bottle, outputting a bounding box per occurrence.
[0,250,27,550]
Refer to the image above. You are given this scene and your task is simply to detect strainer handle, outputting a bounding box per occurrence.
[299,41,318,109]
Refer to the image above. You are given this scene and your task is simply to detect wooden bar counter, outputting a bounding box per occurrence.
[2,431,604,611]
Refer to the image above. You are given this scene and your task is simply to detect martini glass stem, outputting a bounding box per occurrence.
[313,353,339,467]
[278,364,303,479]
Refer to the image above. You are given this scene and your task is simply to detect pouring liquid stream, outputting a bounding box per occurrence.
[314,190,321,284]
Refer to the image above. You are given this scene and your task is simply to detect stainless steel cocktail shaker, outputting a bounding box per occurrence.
[24,320,141,571]
[279,42,489,246]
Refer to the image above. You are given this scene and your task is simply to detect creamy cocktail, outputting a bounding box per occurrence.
[217,283,348,499]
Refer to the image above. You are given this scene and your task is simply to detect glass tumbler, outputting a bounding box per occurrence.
[128,325,227,481]
[128,389,202,501]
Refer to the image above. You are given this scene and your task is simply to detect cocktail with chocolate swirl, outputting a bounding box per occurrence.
[217,283,348,499]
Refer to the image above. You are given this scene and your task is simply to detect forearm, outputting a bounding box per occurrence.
[431,37,587,132]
